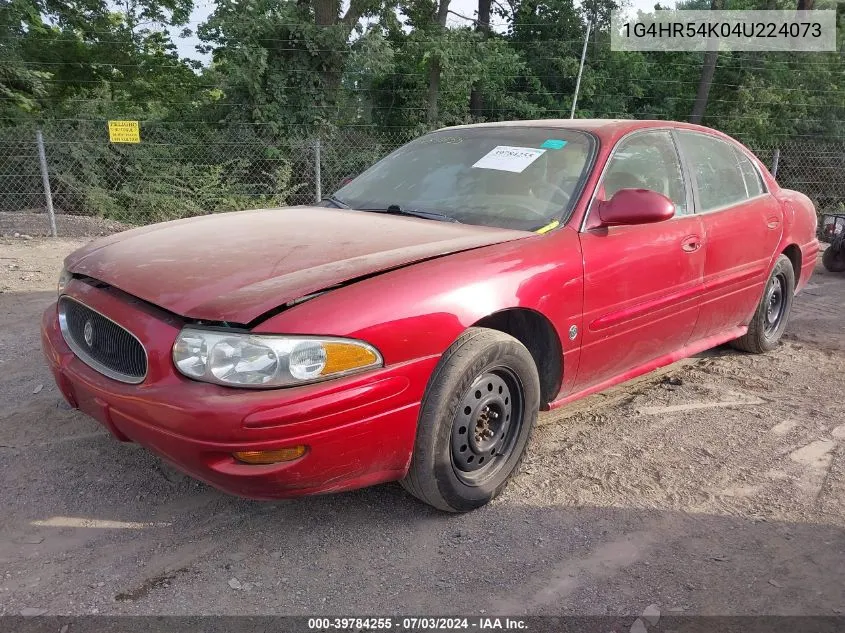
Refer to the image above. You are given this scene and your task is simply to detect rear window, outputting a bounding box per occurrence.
[733,147,766,198]
[677,132,763,212]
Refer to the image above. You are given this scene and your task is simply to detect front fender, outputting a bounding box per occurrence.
[253,228,585,372]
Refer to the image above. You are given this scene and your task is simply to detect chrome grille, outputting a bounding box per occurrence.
[58,296,148,384]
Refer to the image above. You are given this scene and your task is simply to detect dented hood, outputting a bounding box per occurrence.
[67,207,531,323]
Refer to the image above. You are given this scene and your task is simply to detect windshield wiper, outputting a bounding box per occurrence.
[321,195,350,209]
[357,204,460,223]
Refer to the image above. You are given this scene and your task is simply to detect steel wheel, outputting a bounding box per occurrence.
[450,367,524,486]
[730,254,795,354]
[400,327,540,512]
[763,273,787,338]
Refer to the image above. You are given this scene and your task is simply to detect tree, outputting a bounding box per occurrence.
[199,0,389,130]
[469,0,491,119]
[2,0,200,119]
[426,0,451,123]
[689,0,724,123]
[0,0,48,119]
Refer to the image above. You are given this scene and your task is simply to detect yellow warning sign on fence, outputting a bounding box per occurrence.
[107,120,140,143]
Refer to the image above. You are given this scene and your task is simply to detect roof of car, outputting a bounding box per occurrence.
[442,118,727,142]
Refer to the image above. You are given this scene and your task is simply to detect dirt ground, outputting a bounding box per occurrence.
[0,212,131,240]
[0,235,843,618]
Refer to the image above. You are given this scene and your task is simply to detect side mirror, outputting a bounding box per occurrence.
[596,188,675,227]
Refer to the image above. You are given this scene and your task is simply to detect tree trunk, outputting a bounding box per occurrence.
[436,0,450,26]
[427,58,441,124]
[689,0,723,123]
[426,0,450,125]
[311,0,346,122]
[477,0,492,30]
[469,0,491,120]
[689,48,717,123]
[313,0,338,26]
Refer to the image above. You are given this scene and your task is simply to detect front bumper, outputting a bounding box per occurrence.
[41,281,437,499]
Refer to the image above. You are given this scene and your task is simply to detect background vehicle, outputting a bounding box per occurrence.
[42,120,819,512]
[820,214,845,272]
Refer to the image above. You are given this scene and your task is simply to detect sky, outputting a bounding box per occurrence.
[173,0,675,63]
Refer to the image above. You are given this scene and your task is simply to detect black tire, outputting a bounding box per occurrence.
[822,245,845,273]
[730,254,795,354]
[400,327,540,512]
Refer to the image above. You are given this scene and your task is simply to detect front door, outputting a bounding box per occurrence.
[675,131,785,341]
[574,129,705,392]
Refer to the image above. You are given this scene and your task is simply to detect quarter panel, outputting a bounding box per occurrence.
[775,189,820,293]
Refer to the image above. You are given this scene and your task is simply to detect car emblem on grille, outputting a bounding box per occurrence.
[83,320,94,347]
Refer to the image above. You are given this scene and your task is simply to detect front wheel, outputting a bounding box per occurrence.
[400,328,540,512]
[730,254,795,354]
[822,245,845,273]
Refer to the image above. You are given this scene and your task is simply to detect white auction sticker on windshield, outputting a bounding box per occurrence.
[472,146,546,173]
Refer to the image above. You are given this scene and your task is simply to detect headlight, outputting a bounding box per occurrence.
[57,267,71,296]
[172,328,383,388]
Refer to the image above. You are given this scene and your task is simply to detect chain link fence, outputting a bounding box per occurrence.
[0,122,412,234]
[1,121,843,236]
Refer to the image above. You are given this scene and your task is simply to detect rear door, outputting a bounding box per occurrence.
[675,131,784,342]
[574,129,705,392]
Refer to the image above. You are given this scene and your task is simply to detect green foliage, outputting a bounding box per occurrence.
[1,0,843,222]
[0,0,49,119]
[31,122,307,224]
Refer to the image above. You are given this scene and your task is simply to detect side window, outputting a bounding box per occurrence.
[600,131,688,216]
[733,147,766,198]
[677,132,759,212]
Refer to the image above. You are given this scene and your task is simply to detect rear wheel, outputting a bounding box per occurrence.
[730,254,795,354]
[822,245,845,272]
[400,328,540,512]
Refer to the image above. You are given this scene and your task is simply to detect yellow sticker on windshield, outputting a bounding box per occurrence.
[535,220,560,234]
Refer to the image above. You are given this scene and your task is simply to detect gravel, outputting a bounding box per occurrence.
[0,238,843,616]
[0,212,130,239]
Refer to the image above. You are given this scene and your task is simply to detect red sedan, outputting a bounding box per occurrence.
[42,119,819,512]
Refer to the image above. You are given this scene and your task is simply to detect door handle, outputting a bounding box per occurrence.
[681,236,702,252]
[767,216,781,230]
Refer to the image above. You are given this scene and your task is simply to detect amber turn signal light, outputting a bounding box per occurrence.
[232,446,307,464]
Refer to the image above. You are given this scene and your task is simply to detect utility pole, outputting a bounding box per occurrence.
[570,18,592,119]
[36,129,57,237]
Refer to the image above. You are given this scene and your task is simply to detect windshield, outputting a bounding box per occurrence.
[331,127,596,231]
